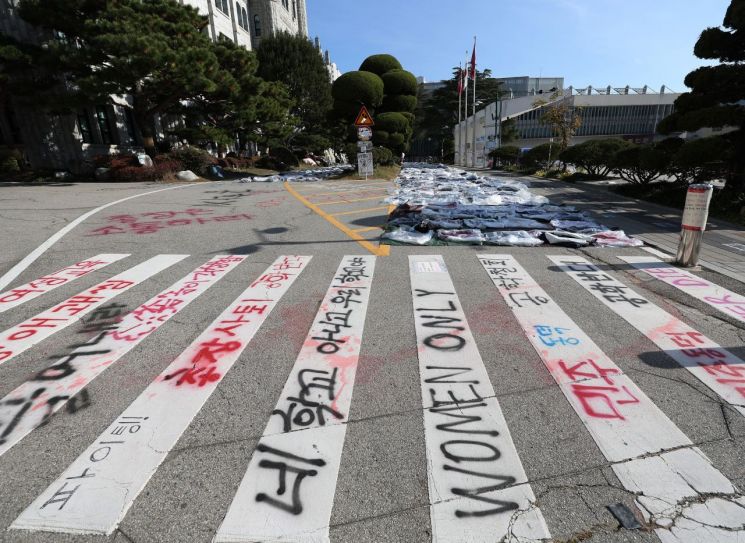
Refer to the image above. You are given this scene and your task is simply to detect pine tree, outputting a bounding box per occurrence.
[16,0,225,154]
[256,33,333,152]
[658,0,745,191]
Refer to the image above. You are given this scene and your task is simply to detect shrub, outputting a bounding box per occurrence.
[332,71,385,117]
[271,146,300,169]
[489,145,520,165]
[376,112,410,134]
[521,143,554,168]
[560,139,632,176]
[382,94,418,113]
[167,146,216,174]
[108,163,178,182]
[381,70,418,96]
[372,146,394,166]
[373,130,390,146]
[401,112,415,126]
[359,54,402,76]
[389,133,406,148]
[0,156,20,173]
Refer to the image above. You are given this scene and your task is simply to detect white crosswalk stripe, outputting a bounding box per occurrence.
[479,254,745,543]
[0,254,129,314]
[9,256,309,536]
[550,255,745,417]
[215,255,376,543]
[0,255,243,458]
[0,255,186,367]
[619,256,745,323]
[409,255,551,543]
[0,252,743,542]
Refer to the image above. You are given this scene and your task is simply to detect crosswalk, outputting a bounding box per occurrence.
[1,252,744,542]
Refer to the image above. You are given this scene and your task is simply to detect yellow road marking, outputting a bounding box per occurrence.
[352,226,384,234]
[298,187,388,198]
[317,195,387,206]
[284,182,390,257]
[332,206,390,217]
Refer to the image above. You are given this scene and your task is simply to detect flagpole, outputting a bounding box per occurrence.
[463,51,469,167]
[457,63,462,166]
[472,36,477,168]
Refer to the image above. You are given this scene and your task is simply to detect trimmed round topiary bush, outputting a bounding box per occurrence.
[381,70,418,96]
[376,112,410,134]
[401,112,416,126]
[389,133,406,148]
[359,54,402,76]
[372,130,390,146]
[382,94,418,113]
[332,71,384,117]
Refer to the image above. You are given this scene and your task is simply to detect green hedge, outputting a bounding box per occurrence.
[332,71,384,116]
[381,69,418,96]
[359,54,402,76]
[376,112,410,134]
[382,94,417,113]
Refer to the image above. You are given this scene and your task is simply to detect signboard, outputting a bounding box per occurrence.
[357,140,373,152]
[357,126,372,141]
[354,106,374,127]
[681,184,713,232]
[357,152,373,176]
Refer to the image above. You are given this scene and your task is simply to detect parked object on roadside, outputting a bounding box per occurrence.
[544,230,593,248]
[592,230,644,247]
[484,230,544,247]
[382,226,434,245]
[381,164,643,248]
[176,170,199,181]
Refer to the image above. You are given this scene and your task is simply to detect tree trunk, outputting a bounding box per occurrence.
[132,97,157,156]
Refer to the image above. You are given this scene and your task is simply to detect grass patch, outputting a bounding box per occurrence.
[613,182,745,226]
[335,165,401,181]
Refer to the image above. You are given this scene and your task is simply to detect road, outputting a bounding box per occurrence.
[0,173,744,543]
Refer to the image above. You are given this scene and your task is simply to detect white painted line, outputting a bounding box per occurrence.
[723,243,745,253]
[10,256,310,535]
[619,256,745,324]
[0,254,129,314]
[0,182,207,292]
[215,255,376,543]
[642,246,672,260]
[555,256,745,415]
[479,255,745,542]
[409,255,550,543]
[0,255,187,368]
[0,256,243,459]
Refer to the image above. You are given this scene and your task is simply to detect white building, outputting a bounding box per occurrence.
[0,0,309,172]
[454,85,681,168]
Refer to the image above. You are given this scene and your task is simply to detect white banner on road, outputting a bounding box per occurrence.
[0,254,129,314]
[11,256,310,536]
[409,255,550,543]
[479,255,745,542]
[619,255,745,324]
[551,255,745,418]
[0,256,243,459]
[0,255,186,367]
[215,256,375,543]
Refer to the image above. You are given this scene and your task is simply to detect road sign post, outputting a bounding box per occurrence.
[676,184,714,267]
[354,106,375,180]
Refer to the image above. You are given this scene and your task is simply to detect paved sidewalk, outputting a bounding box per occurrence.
[521,174,745,283]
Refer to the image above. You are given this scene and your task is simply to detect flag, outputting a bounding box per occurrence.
[463,63,469,90]
[469,38,477,80]
[457,65,464,96]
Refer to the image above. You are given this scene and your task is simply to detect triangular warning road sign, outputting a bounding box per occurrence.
[354,106,375,127]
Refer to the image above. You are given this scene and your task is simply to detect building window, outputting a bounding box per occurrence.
[292,0,297,19]
[242,8,248,30]
[282,0,289,9]
[95,105,114,145]
[236,4,248,29]
[77,111,93,144]
[124,108,138,144]
[215,0,228,14]
[254,14,261,36]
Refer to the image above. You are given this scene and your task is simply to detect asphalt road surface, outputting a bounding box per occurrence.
[1,174,744,543]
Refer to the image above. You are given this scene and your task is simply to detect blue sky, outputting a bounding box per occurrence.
[307,0,731,91]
